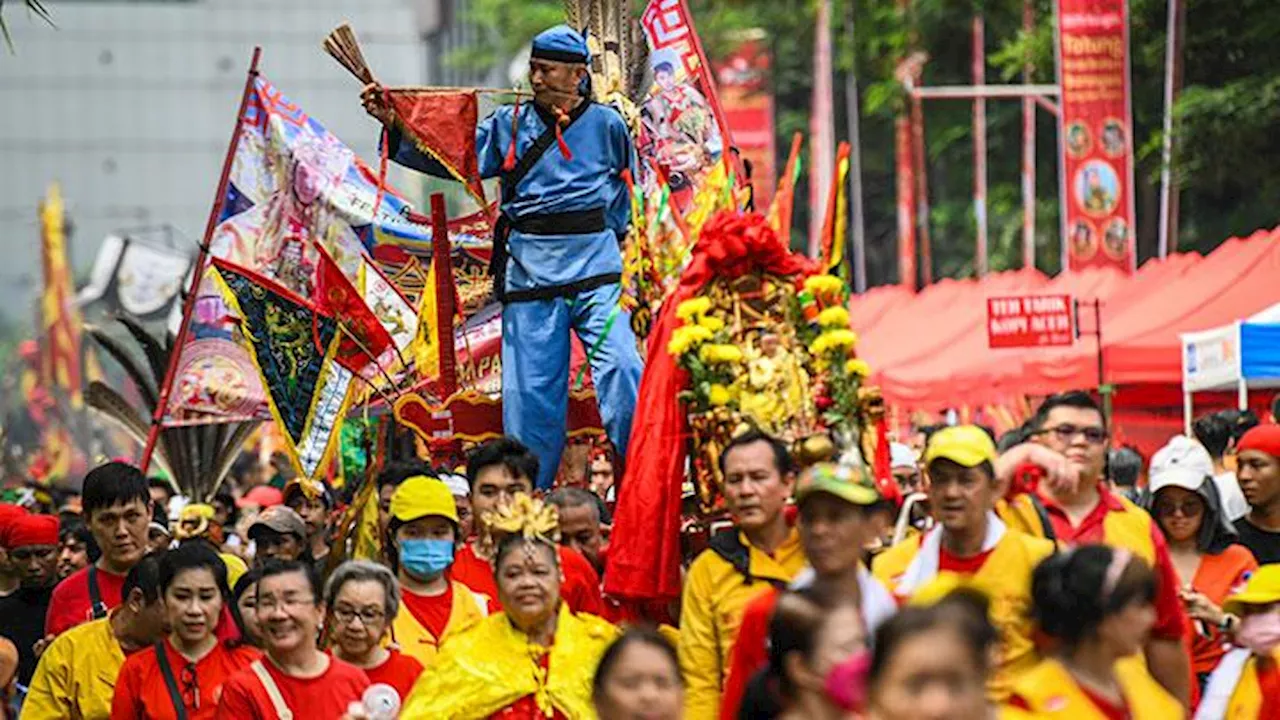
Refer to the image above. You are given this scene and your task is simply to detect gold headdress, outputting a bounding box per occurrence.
[174,503,214,540]
[483,494,561,543]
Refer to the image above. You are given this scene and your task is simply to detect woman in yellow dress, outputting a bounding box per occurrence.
[1002,545,1182,719]
[401,495,618,719]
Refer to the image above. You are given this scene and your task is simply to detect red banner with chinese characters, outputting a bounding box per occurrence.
[1056,0,1136,271]
[712,34,776,209]
[987,295,1075,349]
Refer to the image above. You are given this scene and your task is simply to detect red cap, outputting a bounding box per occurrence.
[1238,425,1280,460]
[0,505,28,549]
[237,485,284,509]
[5,515,58,549]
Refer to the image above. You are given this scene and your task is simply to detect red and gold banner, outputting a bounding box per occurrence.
[1056,0,1136,271]
[713,34,776,209]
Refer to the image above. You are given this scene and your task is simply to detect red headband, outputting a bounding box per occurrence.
[1238,425,1280,459]
[5,515,58,549]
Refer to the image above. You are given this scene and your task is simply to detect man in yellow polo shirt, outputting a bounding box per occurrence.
[873,425,1055,701]
[22,553,166,719]
[680,429,807,719]
[386,475,487,667]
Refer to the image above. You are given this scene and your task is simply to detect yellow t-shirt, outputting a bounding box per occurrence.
[21,615,124,720]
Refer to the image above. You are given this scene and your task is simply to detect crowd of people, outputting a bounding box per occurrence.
[0,390,1275,718]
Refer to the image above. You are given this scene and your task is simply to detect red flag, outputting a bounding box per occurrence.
[386,89,486,208]
[314,246,396,377]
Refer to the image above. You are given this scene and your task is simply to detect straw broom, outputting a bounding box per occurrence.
[323,23,377,85]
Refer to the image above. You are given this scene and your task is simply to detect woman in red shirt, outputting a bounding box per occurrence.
[323,560,424,704]
[112,542,260,720]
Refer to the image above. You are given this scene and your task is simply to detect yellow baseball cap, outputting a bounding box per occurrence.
[794,463,881,507]
[924,425,998,468]
[1224,565,1280,615]
[390,476,459,524]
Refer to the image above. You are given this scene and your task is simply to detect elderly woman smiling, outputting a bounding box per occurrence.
[402,495,618,718]
[324,560,424,704]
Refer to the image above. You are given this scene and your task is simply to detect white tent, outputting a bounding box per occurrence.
[1180,302,1280,431]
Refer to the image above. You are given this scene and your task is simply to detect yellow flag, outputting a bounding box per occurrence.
[413,261,440,380]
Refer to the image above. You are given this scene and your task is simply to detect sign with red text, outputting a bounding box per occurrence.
[1056,0,1136,272]
[987,295,1075,349]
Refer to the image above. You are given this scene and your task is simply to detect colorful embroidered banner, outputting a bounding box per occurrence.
[386,89,486,209]
[1056,0,1136,271]
[165,75,431,424]
[638,0,733,216]
[211,259,353,479]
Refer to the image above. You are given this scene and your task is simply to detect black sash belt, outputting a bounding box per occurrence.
[503,272,622,304]
[510,207,606,236]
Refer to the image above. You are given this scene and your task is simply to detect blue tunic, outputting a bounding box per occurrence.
[390,100,635,295]
[388,99,643,488]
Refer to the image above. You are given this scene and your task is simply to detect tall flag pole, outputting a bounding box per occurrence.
[808,0,836,256]
[844,0,869,292]
[138,47,262,473]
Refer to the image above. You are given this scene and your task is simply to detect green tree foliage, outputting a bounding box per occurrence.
[456,0,1280,286]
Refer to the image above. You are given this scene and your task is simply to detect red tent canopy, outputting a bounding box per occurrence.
[851,227,1280,415]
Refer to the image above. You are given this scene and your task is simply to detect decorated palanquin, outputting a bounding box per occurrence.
[604,210,892,604]
[665,230,884,516]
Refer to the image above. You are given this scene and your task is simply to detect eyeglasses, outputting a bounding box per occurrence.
[332,606,385,627]
[181,662,200,709]
[1036,424,1108,445]
[255,595,314,614]
[1155,500,1204,517]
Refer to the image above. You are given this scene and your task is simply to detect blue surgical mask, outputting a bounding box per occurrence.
[400,538,454,579]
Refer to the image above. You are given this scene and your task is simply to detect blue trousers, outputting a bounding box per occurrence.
[502,283,643,489]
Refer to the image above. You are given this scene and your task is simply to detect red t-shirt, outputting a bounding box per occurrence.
[938,545,996,574]
[1079,684,1130,720]
[400,586,455,645]
[46,564,125,637]
[720,588,780,720]
[1040,487,1189,642]
[112,639,261,720]
[214,655,370,719]
[450,543,604,616]
[363,648,424,704]
[490,654,568,720]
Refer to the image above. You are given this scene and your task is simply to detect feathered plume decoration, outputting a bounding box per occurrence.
[484,494,561,542]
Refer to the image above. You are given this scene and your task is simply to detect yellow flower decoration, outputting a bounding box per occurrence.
[811,329,859,356]
[676,297,713,321]
[817,306,851,329]
[803,274,844,297]
[845,358,872,377]
[483,493,560,542]
[708,384,733,406]
[697,314,725,332]
[667,324,714,356]
[699,343,744,364]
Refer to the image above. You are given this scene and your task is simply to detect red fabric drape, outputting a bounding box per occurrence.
[604,212,815,602]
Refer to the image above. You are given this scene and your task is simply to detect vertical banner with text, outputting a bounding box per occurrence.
[1056,0,1137,272]
[712,33,776,210]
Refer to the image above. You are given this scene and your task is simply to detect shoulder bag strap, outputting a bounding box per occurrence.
[87,565,108,620]
[154,641,190,720]
[250,660,294,720]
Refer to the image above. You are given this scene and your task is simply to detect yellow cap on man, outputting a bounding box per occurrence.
[390,475,459,524]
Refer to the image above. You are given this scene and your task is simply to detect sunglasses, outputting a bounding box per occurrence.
[1154,500,1204,517]
[1035,424,1108,445]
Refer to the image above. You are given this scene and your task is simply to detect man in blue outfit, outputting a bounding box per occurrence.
[361,25,644,489]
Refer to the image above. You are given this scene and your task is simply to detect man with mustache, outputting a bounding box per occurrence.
[999,390,1192,706]
[361,24,643,492]
[872,425,1054,701]
[45,462,151,637]
[679,429,807,719]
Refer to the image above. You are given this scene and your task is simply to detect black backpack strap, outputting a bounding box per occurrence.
[1027,493,1058,544]
[154,641,190,720]
[708,530,785,588]
[87,566,108,620]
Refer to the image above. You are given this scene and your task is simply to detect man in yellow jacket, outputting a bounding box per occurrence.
[680,429,807,719]
[997,390,1191,707]
[21,553,166,719]
[385,475,487,667]
[873,425,1055,701]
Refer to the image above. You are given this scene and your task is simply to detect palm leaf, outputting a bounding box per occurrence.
[116,314,170,384]
[1,0,56,53]
[86,325,159,410]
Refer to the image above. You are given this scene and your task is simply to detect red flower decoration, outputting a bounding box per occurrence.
[693,211,816,281]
